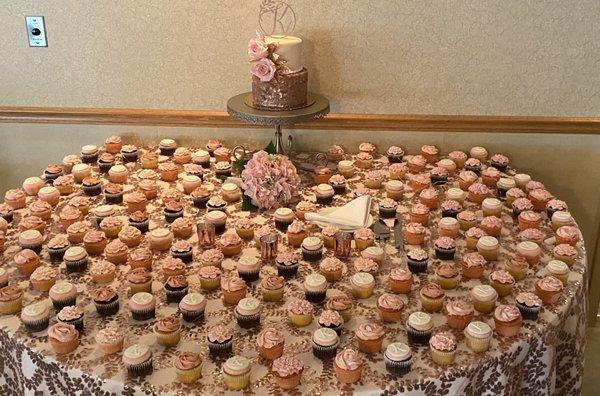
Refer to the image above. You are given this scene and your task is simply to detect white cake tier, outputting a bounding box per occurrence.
[265,35,303,73]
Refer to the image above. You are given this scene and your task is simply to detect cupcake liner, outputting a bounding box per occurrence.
[165,211,183,223]
[407,259,428,274]
[355,239,374,251]
[129,281,152,295]
[105,192,124,204]
[222,289,246,305]
[238,269,260,283]
[311,339,340,359]
[200,277,221,291]
[48,247,68,262]
[332,185,346,195]
[490,281,513,297]
[122,153,139,163]
[261,288,284,302]
[491,162,507,172]
[319,322,343,336]
[126,358,153,377]
[465,333,491,352]
[473,299,496,314]
[302,248,323,262]
[65,258,88,274]
[50,337,79,354]
[378,306,402,322]
[316,196,333,205]
[430,348,456,365]
[223,370,251,391]
[160,147,176,156]
[379,207,396,219]
[435,247,455,261]
[273,372,302,390]
[83,185,102,196]
[98,163,113,173]
[176,365,203,384]
[289,313,313,327]
[352,286,374,299]
[22,243,43,254]
[516,302,540,320]
[259,343,284,360]
[388,154,404,163]
[389,279,412,294]
[172,251,193,263]
[276,263,299,279]
[333,361,363,384]
[234,311,261,329]
[275,220,292,232]
[131,307,156,321]
[81,153,99,163]
[430,175,447,184]
[0,212,13,223]
[207,338,233,357]
[130,220,150,233]
[192,197,209,209]
[435,276,460,290]
[51,297,76,312]
[406,325,432,345]
[0,281,7,289]
[165,286,189,304]
[384,355,412,375]
[23,316,50,332]
[441,209,459,218]
[305,290,327,303]
[94,297,120,316]
[358,337,384,354]
[420,295,443,313]
[155,329,181,347]
[180,309,204,323]
[58,316,84,331]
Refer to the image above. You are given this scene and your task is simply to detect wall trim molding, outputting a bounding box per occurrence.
[1,106,600,134]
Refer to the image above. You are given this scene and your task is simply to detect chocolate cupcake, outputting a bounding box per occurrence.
[129,211,150,233]
[384,342,412,375]
[164,200,184,223]
[170,240,193,263]
[276,252,300,278]
[80,145,99,163]
[56,305,84,331]
[441,200,462,218]
[128,292,156,321]
[63,246,89,273]
[406,248,429,273]
[234,297,261,329]
[206,325,234,357]
[123,344,153,376]
[21,302,51,332]
[47,234,70,262]
[378,198,398,218]
[81,176,102,196]
[236,256,261,283]
[301,237,324,262]
[97,153,116,173]
[178,292,206,323]
[515,292,542,320]
[387,146,404,163]
[329,174,347,195]
[49,282,77,311]
[318,309,344,335]
[104,183,124,204]
[90,286,119,316]
[273,208,295,231]
[159,139,177,156]
[191,187,211,208]
[164,275,189,303]
[405,311,433,345]
[311,328,340,359]
[303,273,328,303]
[434,237,456,260]
[121,145,139,163]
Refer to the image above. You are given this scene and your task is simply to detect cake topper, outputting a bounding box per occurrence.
[259,0,296,36]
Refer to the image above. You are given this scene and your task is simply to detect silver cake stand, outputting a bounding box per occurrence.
[227,92,330,156]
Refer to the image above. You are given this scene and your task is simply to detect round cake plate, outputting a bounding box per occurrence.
[227,92,330,126]
[311,207,374,232]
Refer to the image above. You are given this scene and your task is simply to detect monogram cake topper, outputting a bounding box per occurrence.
[259,0,296,36]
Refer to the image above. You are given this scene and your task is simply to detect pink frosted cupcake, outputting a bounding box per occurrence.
[271,355,304,389]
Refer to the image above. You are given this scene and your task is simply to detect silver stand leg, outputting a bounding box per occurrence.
[274,124,286,155]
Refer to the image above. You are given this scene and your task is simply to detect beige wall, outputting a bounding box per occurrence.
[2,0,600,115]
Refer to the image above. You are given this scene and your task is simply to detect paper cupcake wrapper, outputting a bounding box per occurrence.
[94,298,119,316]
[130,220,149,233]
[21,243,42,254]
[305,290,327,303]
[48,247,68,262]
[289,313,313,327]
[302,248,323,262]
[131,307,156,321]
[200,277,221,290]
[234,311,261,329]
[435,276,460,290]
[261,288,284,302]
[384,355,412,375]
[176,365,203,384]
[311,339,340,359]
[126,358,153,377]
[165,287,189,304]
[407,259,428,274]
[223,370,251,391]
[430,347,456,365]
[171,250,193,263]
[465,333,491,352]
[434,247,455,261]
[104,193,124,205]
[276,263,299,279]
[207,338,233,356]
[180,309,204,323]
[83,184,102,196]
[379,207,397,218]
[516,302,540,320]
[406,325,432,345]
[58,316,84,331]
[65,258,88,273]
[238,269,260,283]
[316,196,333,205]
[352,287,374,299]
[155,329,181,347]
[165,211,183,223]
[275,220,292,231]
[192,197,209,208]
[332,185,346,194]
[24,316,50,332]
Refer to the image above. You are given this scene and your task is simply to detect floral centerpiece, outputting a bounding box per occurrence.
[248,32,288,82]
[241,150,300,210]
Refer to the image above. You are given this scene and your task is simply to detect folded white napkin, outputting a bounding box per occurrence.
[305,196,372,228]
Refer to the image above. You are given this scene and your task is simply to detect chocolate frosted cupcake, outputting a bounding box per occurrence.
[164,275,189,303]
[21,301,51,332]
[164,200,184,223]
[153,316,182,347]
[318,309,344,335]
[56,305,84,331]
[90,286,119,316]
[123,344,153,376]
[515,292,542,320]
[276,251,300,278]
[234,297,261,329]
[49,282,77,311]
[129,292,156,321]
[207,324,234,357]
[191,187,211,208]
[406,248,429,273]
[384,342,412,375]
[47,234,70,262]
[303,273,328,303]
[178,292,206,323]
[405,311,434,345]
[82,176,102,196]
[104,183,124,204]
[311,328,340,359]
[129,211,150,233]
[98,152,116,173]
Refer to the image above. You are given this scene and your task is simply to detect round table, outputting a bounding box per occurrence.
[0,144,587,396]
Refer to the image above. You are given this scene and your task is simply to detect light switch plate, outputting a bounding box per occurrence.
[25,16,47,47]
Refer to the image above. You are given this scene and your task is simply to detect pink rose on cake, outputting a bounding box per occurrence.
[248,35,269,60]
[251,58,277,82]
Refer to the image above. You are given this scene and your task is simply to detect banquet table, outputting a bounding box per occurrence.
[0,144,587,396]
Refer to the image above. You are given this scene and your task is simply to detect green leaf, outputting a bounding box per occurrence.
[233,158,248,174]
[264,141,277,155]
[241,193,258,211]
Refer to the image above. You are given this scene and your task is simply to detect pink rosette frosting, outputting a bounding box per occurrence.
[354,227,374,240]
[556,226,579,241]
[434,236,456,250]
[174,352,201,371]
[494,305,521,322]
[462,252,486,268]
[257,327,285,348]
[355,323,385,340]
[553,244,577,256]
[389,162,408,173]
[272,356,303,377]
[322,226,340,237]
[326,294,353,311]
[377,294,404,311]
[287,221,306,234]
[408,155,427,167]
[466,227,486,238]
[468,182,490,195]
[430,332,457,351]
[276,251,299,266]
[48,323,78,343]
[334,348,362,370]
[490,270,515,284]
[406,222,426,234]
[529,188,553,201]
[390,267,412,281]
[459,170,478,183]
[354,257,379,273]
[445,300,474,316]
[318,309,343,327]
[537,276,564,292]
[441,200,462,211]
[220,276,246,292]
[207,325,233,343]
[288,299,314,315]
[198,265,221,279]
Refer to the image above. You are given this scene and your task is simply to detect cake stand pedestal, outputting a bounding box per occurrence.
[227,92,330,156]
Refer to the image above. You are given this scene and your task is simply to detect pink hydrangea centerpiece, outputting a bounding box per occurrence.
[241,150,300,209]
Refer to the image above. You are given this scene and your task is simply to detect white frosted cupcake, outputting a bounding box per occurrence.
[464,321,492,352]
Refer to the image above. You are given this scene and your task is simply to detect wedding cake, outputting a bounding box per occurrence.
[247,33,308,110]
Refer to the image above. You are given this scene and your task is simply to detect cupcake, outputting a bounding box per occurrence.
[419,283,445,312]
[234,218,254,240]
[236,256,261,282]
[178,292,206,323]
[409,174,430,193]
[128,247,153,270]
[207,325,234,356]
[546,260,570,284]
[205,210,227,234]
[470,285,498,314]
[364,170,384,189]
[160,258,185,281]
[355,152,373,169]
[206,139,222,155]
[288,299,314,327]
[377,293,404,322]
[295,200,317,220]
[385,180,404,201]
[480,215,503,237]
[301,237,324,261]
[129,292,156,321]
[437,217,460,238]
[49,282,76,311]
[387,145,405,163]
[311,328,340,359]
[419,187,439,209]
[222,356,251,391]
[353,227,375,250]
[406,248,429,273]
[286,221,308,248]
[384,342,412,375]
[83,230,108,255]
[257,327,285,360]
[515,292,542,320]
[171,240,193,263]
[271,355,304,390]
[389,267,413,294]
[275,252,299,279]
[329,174,346,194]
[546,199,568,220]
[465,227,486,250]
[261,275,285,302]
[555,225,580,246]
[535,276,564,304]
[315,184,335,204]
[430,167,449,184]
[123,344,153,376]
[118,225,142,247]
[406,311,434,345]
[121,145,139,163]
[434,236,456,260]
[304,273,328,303]
[153,316,182,346]
[221,275,247,305]
[201,248,224,268]
[149,228,174,252]
[407,155,426,173]
[104,239,129,265]
[220,182,241,202]
[464,158,482,175]
[333,348,363,384]
[464,321,493,352]
[361,245,385,263]
[512,197,534,217]
[191,187,211,208]
[457,210,477,231]
[164,275,189,304]
[159,138,177,155]
[90,261,116,284]
[388,162,408,180]
[489,270,515,297]
[327,145,345,162]
[81,176,102,196]
[444,300,474,330]
[129,211,150,233]
[319,257,344,283]
[273,207,295,231]
[234,297,261,329]
[21,301,50,332]
[553,244,578,266]
[174,351,203,384]
[90,286,119,316]
[206,195,228,212]
[403,222,426,245]
[29,266,58,292]
[171,217,194,239]
[56,305,84,331]
[434,263,460,290]
[505,255,529,281]
[198,265,222,291]
[318,309,344,335]
[476,236,500,262]
[441,200,462,218]
[429,332,457,365]
[461,252,486,279]
[350,272,375,299]
[326,294,353,322]
[95,327,124,355]
[18,230,43,253]
[48,323,79,354]
[493,305,522,337]
[355,322,385,354]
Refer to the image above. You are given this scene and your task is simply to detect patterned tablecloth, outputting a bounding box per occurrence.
[0,144,587,396]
